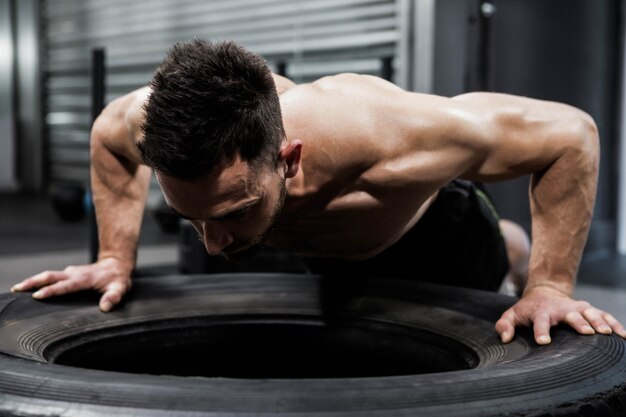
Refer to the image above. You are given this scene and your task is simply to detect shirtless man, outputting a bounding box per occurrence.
[12,40,626,345]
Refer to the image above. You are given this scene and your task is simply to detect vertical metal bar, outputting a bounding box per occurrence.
[0,0,17,190]
[381,56,394,82]
[15,0,42,191]
[91,49,105,123]
[413,0,436,93]
[89,48,105,263]
[276,61,288,77]
[475,4,489,90]
[475,1,496,91]
[396,0,413,90]
[617,1,626,255]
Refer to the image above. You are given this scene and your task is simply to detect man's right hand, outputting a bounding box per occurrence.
[10,257,133,312]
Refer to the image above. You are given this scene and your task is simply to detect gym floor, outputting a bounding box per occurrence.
[1,191,626,327]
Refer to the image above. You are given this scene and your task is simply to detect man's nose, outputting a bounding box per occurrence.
[200,221,234,256]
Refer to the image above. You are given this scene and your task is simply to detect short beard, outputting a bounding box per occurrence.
[220,179,287,263]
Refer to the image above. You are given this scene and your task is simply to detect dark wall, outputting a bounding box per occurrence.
[433,0,621,255]
[433,0,481,97]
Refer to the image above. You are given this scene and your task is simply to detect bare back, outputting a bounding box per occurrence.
[270,72,596,260]
[272,74,446,259]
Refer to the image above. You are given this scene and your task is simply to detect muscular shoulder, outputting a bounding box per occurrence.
[281,73,403,115]
[279,75,392,187]
[280,73,457,148]
[281,74,404,152]
[93,87,150,164]
[280,74,472,188]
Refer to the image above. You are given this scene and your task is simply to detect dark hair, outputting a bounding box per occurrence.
[139,39,285,179]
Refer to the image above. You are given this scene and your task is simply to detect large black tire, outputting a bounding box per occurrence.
[0,273,624,416]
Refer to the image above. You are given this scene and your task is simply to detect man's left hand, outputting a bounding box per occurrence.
[495,285,626,345]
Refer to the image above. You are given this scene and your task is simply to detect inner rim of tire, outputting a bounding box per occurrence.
[49,317,479,378]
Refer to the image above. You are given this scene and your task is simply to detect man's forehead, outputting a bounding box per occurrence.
[156,158,259,214]
[159,156,253,188]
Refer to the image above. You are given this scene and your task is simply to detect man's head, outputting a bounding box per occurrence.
[139,39,284,178]
[139,40,301,260]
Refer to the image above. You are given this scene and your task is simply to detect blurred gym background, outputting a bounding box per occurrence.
[0,0,625,317]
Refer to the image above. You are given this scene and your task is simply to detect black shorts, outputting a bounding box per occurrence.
[305,180,510,291]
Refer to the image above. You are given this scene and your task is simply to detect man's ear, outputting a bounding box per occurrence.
[278,140,302,178]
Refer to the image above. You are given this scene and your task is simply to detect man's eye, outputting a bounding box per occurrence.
[220,209,249,221]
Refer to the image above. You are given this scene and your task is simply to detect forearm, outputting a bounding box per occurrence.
[91,138,152,271]
[525,121,599,296]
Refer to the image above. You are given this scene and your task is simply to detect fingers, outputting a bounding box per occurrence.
[564,311,596,335]
[564,308,623,337]
[11,261,133,313]
[495,310,517,343]
[497,309,554,345]
[495,287,626,345]
[603,313,626,338]
[532,313,552,345]
[31,277,93,299]
[582,308,612,334]
[579,309,626,338]
[98,292,116,313]
[99,281,129,313]
[11,270,68,292]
